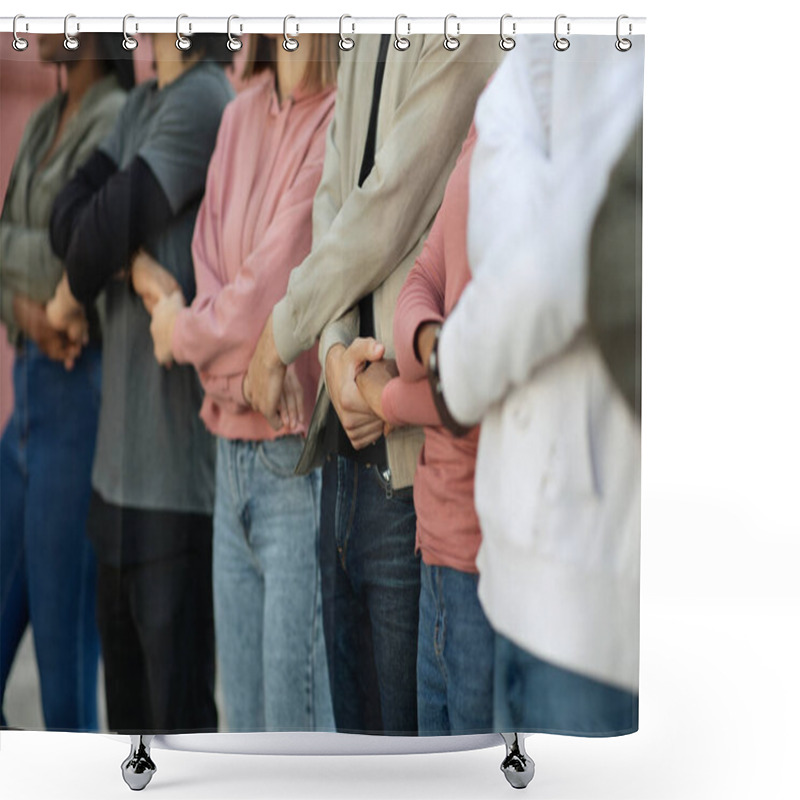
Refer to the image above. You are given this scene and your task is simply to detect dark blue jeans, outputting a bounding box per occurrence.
[320,455,420,735]
[0,341,101,730]
[417,563,495,734]
[494,633,639,736]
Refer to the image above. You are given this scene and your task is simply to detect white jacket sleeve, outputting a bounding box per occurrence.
[439,35,645,426]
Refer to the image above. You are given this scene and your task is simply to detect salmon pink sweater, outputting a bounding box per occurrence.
[171,75,335,440]
[381,126,481,573]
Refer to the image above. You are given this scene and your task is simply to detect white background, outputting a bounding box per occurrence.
[2,0,799,798]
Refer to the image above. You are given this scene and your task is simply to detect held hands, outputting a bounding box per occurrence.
[244,313,287,430]
[45,274,89,350]
[326,337,387,450]
[355,358,398,438]
[131,251,182,315]
[16,294,83,370]
[243,361,305,433]
[149,291,185,366]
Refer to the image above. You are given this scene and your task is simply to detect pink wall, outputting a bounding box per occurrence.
[1,38,248,429]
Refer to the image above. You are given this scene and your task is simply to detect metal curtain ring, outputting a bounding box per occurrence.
[499,14,516,51]
[339,15,355,51]
[12,14,29,51]
[616,14,632,51]
[283,15,299,51]
[176,14,192,51]
[64,13,79,51]
[443,14,460,51]
[122,14,138,51]
[553,14,570,51]
[394,15,410,51]
[227,15,242,51]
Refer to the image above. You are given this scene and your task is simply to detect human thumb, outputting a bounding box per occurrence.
[349,337,385,364]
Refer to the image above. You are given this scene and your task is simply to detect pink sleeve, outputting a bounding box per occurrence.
[393,212,446,382]
[172,111,331,405]
[381,376,442,428]
[197,371,248,411]
[180,102,231,320]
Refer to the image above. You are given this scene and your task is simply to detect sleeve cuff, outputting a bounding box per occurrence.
[272,296,303,366]
[318,313,359,385]
[437,318,482,426]
[401,314,443,381]
[381,379,402,428]
[170,308,189,365]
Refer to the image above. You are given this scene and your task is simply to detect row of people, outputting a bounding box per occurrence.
[1,29,642,738]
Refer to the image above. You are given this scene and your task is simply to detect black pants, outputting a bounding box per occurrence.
[90,493,217,733]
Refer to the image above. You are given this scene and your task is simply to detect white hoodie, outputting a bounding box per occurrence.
[438,34,645,692]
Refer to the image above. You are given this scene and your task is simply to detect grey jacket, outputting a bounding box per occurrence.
[272,34,503,488]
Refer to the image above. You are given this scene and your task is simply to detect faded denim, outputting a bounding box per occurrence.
[213,436,333,732]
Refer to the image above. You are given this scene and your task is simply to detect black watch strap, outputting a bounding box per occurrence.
[427,327,471,438]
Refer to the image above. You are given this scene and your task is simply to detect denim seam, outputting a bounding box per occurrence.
[338,458,358,572]
[75,540,89,730]
[224,441,239,517]
[303,473,317,729]
[433,568,448,686]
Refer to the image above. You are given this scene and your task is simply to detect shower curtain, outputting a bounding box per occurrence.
[1,27,644,741]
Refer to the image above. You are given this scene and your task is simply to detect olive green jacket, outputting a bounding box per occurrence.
[0,74,126,343]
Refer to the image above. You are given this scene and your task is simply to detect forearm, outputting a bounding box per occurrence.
[440,35,644,426]
[393,250,445,381]
[49,150,116,259]
[176,171,320,377]
[381,377,441,428]
[55,154,174,306]
[318,309,359,380]
[272,35,498,365]
[198,369,249,412]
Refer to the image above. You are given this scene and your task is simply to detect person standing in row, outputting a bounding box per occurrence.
[355,124,496,734]
[437,35,643,735]
[46,33,234,733]
[245,35,502,734]
[146,33,339,732]
[0,33,132,731]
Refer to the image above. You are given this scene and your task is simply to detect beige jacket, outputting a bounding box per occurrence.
[273,34,503,488]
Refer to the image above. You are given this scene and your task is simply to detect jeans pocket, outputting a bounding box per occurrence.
[255,435,304,478]
[367,465,415,504]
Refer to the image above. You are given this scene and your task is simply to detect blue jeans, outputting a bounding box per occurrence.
[320,455,420,735]
[494,633,639,736]
[0,341,101,730]
[417,563,495,734]
[213,436,333,732]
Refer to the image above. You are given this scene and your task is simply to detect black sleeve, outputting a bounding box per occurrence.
[50,151,175,306]
[49,149,116,259]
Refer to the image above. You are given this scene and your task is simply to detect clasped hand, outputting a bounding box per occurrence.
[243,320,395,448]
[42,275,89,369]
[130,251,185,367]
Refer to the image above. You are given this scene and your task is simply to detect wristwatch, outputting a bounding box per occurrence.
[427,326,470,438]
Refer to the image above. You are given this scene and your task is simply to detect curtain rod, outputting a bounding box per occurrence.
[0,15,646,36]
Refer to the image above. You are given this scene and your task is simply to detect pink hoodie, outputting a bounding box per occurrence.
[172,74,335,441]
[380,126,482,574]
